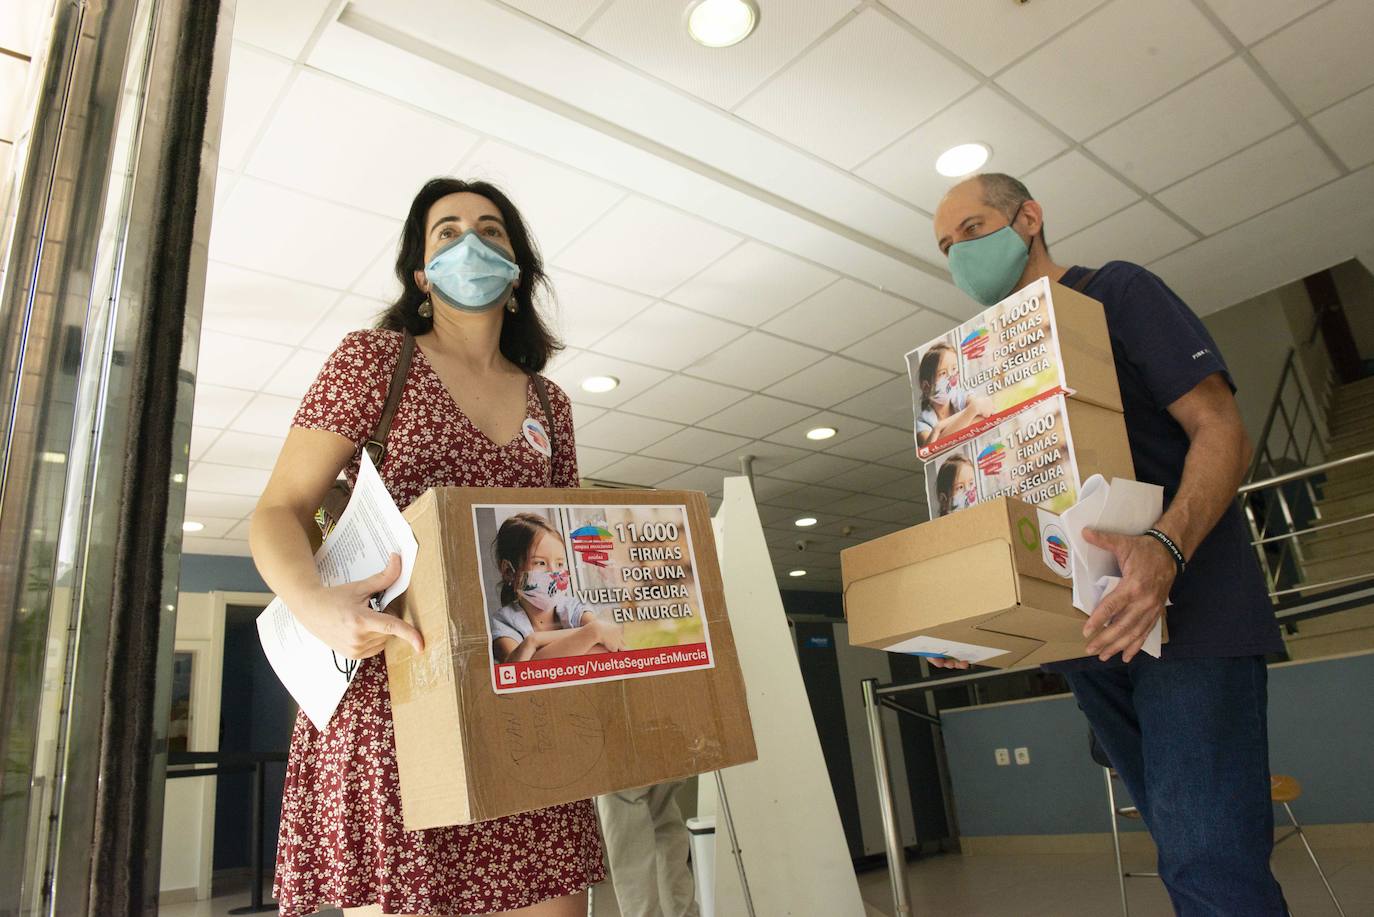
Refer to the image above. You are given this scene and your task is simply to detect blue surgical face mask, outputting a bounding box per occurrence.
[424,230,521,313]
[947,207,1031,307]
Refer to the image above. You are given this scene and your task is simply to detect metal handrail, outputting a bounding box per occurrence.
[1246,348,1328,484]
[1239,449,1374,493]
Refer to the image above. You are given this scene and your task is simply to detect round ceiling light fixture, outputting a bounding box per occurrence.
[580,375,620,394]
[935,142,991,177]
[794,517,818,527]
[182,521,205,533]
[788,569,807,577]
[687,0,759,48]
[805,426,838,441]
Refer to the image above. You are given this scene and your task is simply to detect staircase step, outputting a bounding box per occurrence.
[1334,376,1374,401]
[1283,626,1374,661]
[1315,491,1374,520]
[1285,605,1374,639]
[1328,432,1374,457]
[1303,525,1374,560]
[1318,474,1374,501]
[1329,414,1374,437]
[1302,549,1374,589]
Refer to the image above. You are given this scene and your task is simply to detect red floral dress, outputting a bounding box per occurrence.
[275,329,605,916]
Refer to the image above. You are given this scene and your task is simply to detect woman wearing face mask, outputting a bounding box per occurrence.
[490,512,625,663]
[915,342,994,448]
[935,453,979,517]
[249,179,602,917]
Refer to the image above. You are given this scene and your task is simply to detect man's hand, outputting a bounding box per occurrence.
[926,656,971,670]
[1081,529,1176,663]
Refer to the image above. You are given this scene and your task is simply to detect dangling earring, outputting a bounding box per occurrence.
[418,295,433,319]
[506,297,518,314]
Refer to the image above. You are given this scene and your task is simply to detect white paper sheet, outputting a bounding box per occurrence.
[256,452,419,730]
[883,634,1009,664]
[1058,474,1166,659]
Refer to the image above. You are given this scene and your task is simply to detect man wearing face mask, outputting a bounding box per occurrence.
[931,174,1288,916]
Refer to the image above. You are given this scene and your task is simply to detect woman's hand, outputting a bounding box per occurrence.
[291,554,425,659]
[926,656,971,670]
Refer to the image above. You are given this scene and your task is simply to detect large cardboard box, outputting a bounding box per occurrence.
[388,487,757,829]
[924,394,1135,519]
[841,497,1095,669]
[907,277,1122,460]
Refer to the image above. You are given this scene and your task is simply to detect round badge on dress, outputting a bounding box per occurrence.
[522,417,552,457]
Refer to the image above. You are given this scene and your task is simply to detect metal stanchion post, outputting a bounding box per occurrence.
[863,679,914,917]
[713,770,757,917]
[229,759,276,914]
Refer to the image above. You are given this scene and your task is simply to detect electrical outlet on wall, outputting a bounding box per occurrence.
[1015,746,1030,765]
[995,748,1010,766]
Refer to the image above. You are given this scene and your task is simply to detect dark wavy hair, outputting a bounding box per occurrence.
[377,178,562,371]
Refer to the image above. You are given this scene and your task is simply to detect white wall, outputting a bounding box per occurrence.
[1335,257,1374,363]
[1203,289,1300,440]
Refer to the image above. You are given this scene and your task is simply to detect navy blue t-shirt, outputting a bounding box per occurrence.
[1045,262,1284,671]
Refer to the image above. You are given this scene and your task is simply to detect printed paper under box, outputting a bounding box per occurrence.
[908,277,1122,460]
[842,497,1098,669]
[924,394,1134,520]
[388,487,757,829]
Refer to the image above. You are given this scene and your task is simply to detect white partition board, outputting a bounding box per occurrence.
[703,476,865,916]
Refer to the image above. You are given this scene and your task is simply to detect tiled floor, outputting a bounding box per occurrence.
[160,844,1371,917]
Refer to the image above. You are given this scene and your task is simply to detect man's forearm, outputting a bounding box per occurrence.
[1155,422,1251,560]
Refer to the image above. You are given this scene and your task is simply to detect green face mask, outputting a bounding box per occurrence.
[947,213,1031,307]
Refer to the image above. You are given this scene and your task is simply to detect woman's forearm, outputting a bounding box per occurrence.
[530,626,605,660]
[249,504,326,609]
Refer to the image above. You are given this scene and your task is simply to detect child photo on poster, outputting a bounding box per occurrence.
[930,445,979,518]
[908,332,995,453]
[474,503,715,693]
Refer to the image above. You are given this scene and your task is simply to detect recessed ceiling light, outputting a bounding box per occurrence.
[936,142,991,177]
[788,569,807,577]
[581,375,620,394]
[686,0,759,48]
[794,517,818,527]
[182,521,204,533]
[806,426,837,441]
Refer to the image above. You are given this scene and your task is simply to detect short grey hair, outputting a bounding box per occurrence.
[976,173,1047,250]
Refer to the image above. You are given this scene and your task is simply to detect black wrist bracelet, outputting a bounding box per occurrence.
[1144,528,1186,575]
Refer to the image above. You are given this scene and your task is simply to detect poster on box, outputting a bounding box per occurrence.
[926,397,1083,518]
[472,503,714,694]
[907,277,1069,460]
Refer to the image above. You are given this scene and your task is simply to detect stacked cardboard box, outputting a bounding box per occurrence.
[387,487,757,828]
[843,278,1140,666]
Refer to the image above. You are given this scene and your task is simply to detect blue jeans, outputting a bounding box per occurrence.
[1065,655,1288,916]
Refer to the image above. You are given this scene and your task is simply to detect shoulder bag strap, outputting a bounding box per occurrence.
[528,372,558,460]
[1069,268,1098,293]
[363,331,417,466]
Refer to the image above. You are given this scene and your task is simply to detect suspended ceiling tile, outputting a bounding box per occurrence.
[1252,0,1374,115]
[191,385,255,429]
[667,241,837,326]
[582,0,860,110]
[196,331,293,390]
[498,0,609,34]
[574,411,684,453]
[762,279,912,351]
[189,462,273,498]
[202,261,341,347]
[554,196,741,297]
[593,454,695,487]
[831,376,914,428]
[262,348,330,400]
[246,71,480,217]
[656,465,729,495]
[1085,58,1293,192]
[209,431,286,472]
[460,140,627,256]
[233,0,335,59]
[1310,84,1374,171]
[1156,126,1340,235]
[184,491,260,520]
[856,87,1067,213]
[822,425,916,463]
[841,308,958,374]
[575,445,626,477]
[1055,201,1196,270]
[641,427,752,464]
[189,426,221,462]
[1201,0,1327,46]
[592,302,746,371]
[544,269,654,351]
[180,536,253,558]
[218,43,293,171]
[734,8,977,169]
[229,392,304,436]
[544,351,670,408]
[686,331,826,390]
[769,451,865,484]
[697,395,815,439]
[210,178,401,289]
[351,239,404,303]
[618,375,750,426]
[307,295,391,353]
[763,356,894,409]
[882,0,1108,76]
[997,0,1230,140]
[1024,151,1139,240]
[763,412,878,453]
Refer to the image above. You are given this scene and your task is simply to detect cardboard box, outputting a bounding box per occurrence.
[924,394,1135,519]
[907,277,1122,460]
[841,497,1095,669]
[388,487,757,829]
